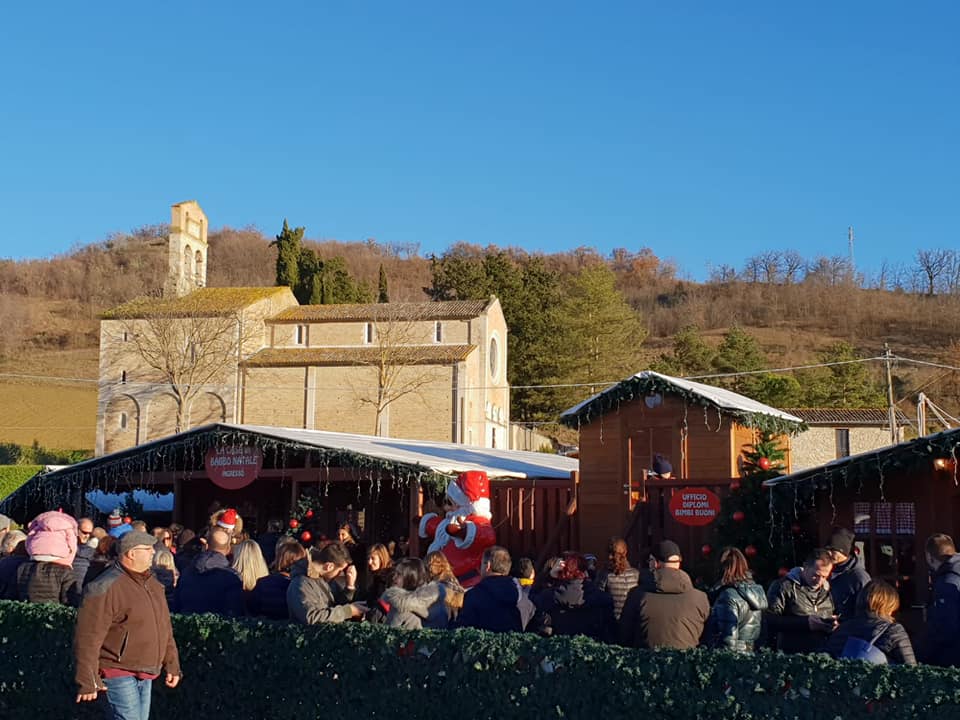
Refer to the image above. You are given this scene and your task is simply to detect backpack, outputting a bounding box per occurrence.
[840,622,890,665]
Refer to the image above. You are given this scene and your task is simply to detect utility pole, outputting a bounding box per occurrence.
[884,343,898,444]
[848,226,855,271]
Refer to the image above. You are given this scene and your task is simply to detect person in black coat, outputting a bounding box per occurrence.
[765,548,837,654]
[457,546,535,633]
[173,528,244,617]
[531,552,615,642]
[921,533,960,666]
[247,541,306,619]
[826,579,916,664]
[825,527,871,620]
[0,531,28,600]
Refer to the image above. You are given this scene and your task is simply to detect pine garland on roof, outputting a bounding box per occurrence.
[560,373,807,436]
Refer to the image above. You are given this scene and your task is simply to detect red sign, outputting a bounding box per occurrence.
[204,446,262,490]
[668,487,721,526]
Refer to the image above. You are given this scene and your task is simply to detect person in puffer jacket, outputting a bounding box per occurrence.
[532,552,616,642]
[706,547,767,653]
[766,548,837,653]
[826,579,916,664]
[380,558,450,629]
[595,538,640,621]
[16,510,81,606]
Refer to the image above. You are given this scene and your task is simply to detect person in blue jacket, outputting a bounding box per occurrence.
[922,533,960,666]
[172,528,244,617]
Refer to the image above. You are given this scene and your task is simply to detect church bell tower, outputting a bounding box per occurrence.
[164,200,208,298]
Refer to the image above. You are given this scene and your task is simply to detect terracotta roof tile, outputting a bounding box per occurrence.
[781,408,910,426]
[102,287,290,319]
[243,345,477,367]
[270,300,490,323]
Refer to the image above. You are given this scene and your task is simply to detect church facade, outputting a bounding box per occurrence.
[95,201,510,456]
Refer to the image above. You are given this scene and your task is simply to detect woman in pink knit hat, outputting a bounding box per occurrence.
[16,510,81,606]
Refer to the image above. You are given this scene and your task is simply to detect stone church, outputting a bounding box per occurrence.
[95,201,510,456]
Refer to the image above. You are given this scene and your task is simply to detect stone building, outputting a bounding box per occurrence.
[95,201,510,456]
[781,408,907,471]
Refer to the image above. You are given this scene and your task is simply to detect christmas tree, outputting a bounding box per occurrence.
[286,489,323,546]
[712,432,813,584]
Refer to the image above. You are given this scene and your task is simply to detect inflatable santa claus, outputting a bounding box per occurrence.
[418,470,496,588]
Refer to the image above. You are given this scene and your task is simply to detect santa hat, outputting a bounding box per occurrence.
[217,508,238,531]
[445,470,491,519]
[107,509,123,529]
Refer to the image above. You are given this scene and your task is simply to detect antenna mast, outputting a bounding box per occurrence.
[848,226,855,270]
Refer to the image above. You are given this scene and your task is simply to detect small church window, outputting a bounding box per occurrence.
[120,370,127,384]
[119,412,128,430]
[122,330,129,342]
[184,245,193,277]
[296,325,307,345]
[435,321,442,343]
[836,428,850,458]
[365,323,374,344]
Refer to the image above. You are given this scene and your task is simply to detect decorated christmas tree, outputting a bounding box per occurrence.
[286,489,323,546]
[712,431,814,584]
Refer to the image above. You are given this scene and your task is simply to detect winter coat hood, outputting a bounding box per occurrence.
[192,550,233,575]
[25,511,78,567]
[727,580,767,611]
[784,566,830,592]
[641,567,692,595]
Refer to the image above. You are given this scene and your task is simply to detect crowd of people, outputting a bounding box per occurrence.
[0,507,958,719]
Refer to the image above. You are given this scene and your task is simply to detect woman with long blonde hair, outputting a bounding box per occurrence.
[425,550,464,618]
[231,539,269,592]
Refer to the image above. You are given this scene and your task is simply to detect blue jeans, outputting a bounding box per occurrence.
[103,675,153,720]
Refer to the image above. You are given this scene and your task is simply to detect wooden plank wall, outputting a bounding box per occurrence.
[490,478,579,561]
[624,479,735,566]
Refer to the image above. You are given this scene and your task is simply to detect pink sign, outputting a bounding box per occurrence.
[204,446,262,490]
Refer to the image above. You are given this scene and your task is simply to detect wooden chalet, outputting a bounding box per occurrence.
[765,426,960,633]
[2,424,578,564]
[560,371,805,559]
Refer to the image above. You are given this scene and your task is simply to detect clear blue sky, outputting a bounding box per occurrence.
[1,2,957,280]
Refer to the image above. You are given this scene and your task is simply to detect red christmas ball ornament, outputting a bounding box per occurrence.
[299,530,312,543]
[304,509,314,519]
[289,518,300,529]
[744,545,758,558]
[758,457,772,471]
[123,516,132,525]
[778,566,790,577]
[729,480,741,492]
[701,544,712,556]
[732,510,746,523]
[791,522,802,535]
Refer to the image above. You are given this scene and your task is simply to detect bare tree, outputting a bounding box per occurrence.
[350,309,449,436]
[757,251,782,284]
[108,299,253,434]
[916,249,955,297]
[781,250,805,284]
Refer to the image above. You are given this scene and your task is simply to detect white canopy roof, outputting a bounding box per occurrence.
[224,424,577,480]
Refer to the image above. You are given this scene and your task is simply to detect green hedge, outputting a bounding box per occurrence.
[0,465,41,502]
[1,600,959,719]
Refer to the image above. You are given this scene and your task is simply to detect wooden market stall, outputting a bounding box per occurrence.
[764,426,960,634]
[560,371,805,560]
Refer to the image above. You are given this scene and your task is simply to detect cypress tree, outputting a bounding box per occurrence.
[378,264,389,303]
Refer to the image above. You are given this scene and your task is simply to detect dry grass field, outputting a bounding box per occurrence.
[0,348,98,450]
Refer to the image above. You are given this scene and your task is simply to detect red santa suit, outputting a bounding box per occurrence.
[418,470,496,588]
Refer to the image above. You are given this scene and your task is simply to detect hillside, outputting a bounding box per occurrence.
[2,225,959,450]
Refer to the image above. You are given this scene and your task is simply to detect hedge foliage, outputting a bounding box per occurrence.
[0,465,41,502]
[1,600,960,719]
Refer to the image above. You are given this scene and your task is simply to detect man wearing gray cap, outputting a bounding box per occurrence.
[618,539,709,649]
[74,530,181,719]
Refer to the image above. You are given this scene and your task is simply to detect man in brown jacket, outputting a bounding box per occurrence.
[618,539,709,649]
[74,530,181,719]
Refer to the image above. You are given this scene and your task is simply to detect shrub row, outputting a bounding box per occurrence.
[1,600,959,719]
[0,465,41,503]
